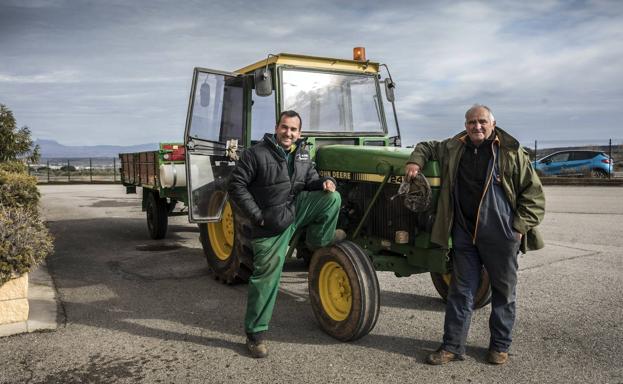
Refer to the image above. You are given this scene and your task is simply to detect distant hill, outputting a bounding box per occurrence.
[35,139,161,158]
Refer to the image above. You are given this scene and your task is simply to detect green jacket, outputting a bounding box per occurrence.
[407,127,545,253]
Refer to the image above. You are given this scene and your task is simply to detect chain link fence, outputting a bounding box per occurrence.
[28,158,119,183]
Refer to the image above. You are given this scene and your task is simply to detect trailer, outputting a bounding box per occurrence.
[119,143,188,239]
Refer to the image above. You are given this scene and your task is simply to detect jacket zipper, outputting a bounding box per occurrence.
[266,135,297,194]
[448,145,464,238]
[471,142,497,244]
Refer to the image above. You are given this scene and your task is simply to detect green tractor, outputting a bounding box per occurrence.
[183,50,491,341]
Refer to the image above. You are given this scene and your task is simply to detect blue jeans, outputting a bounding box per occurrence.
[442,224,520,355]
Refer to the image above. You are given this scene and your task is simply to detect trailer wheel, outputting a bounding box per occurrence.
[308,241,380,341]
[146,191,168,239]
[430,266,491,309]
[199,192,253,284]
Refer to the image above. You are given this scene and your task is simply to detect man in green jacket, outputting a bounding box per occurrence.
[406,105,545,365]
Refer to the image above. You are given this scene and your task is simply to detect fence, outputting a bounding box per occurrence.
[26,139,623,183]
[28,158,119,183]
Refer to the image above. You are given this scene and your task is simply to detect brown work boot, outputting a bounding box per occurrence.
[426,347,464,365]
[246,337,268,358]
[487,350,508,365]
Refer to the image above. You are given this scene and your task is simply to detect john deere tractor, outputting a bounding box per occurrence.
[182,49,491,341]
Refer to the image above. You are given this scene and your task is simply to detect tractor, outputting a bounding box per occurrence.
[182,48,491,341]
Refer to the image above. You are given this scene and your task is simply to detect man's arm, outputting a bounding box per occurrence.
[228,149,264,225]
[405,140,443,180]
[304,164,337,192]
[512,148,546,234]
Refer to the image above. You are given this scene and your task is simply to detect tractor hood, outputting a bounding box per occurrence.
[315,145,414,176]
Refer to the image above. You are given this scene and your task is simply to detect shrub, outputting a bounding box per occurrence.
[0,169,40,213]
[0,206,54,285]
[0,161,27,174]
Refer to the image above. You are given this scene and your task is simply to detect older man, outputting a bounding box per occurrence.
[405,105,545,365]
[229,110,340,358]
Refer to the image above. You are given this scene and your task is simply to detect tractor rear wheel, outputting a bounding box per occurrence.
[146,191,168,240]
[308,241,380,341]
[430,266,491,309]
[199,191,253,284]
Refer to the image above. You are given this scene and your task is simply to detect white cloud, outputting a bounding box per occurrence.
[0,70,81,83]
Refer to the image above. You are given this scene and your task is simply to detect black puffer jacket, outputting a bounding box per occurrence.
[228,133,335,238]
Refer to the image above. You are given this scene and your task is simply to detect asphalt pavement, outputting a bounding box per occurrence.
[0,184,621,384]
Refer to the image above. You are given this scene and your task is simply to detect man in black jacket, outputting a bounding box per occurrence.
[229,110,340,358]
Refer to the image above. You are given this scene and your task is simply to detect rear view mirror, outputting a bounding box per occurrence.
[254,68,273,97]
[384,78,395,102]
[199,81,210,107]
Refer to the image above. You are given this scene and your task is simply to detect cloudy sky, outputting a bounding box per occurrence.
[1,0,621,147]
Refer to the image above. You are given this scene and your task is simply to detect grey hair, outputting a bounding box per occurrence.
[465,104,495,122]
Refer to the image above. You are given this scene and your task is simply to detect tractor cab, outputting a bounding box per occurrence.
[183,49,400,223]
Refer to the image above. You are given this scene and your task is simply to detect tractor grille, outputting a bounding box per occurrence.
[344,182,423,243]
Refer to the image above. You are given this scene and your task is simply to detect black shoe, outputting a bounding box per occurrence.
[246,338,268,358]
[245,332,268,358]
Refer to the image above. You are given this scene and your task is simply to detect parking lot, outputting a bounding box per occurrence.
[1,184,622,383]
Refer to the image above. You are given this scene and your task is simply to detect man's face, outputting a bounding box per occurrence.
[274,115,301,149]
[464,107,495,145]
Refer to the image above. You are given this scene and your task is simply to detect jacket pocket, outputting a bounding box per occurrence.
[261,203,295,234]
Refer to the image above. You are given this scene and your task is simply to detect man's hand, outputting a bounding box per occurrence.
[514,231,523,241]
[405,163,421,181]
[323,179,336,192]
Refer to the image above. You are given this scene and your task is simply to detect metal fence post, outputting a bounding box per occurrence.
[47,160,50,183]
[113,158,117,182]
[534,140,538,162]
[68,160,71,182]
[90,158,93,183]
[609,138,612,179]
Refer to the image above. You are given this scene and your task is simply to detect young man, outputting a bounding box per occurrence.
[228,110,340,358]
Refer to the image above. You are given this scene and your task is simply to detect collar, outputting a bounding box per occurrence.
[452,127,517,150]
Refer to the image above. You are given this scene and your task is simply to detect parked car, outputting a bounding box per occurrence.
[534,150,613,178]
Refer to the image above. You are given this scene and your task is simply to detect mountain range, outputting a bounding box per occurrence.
[35,139,161,159]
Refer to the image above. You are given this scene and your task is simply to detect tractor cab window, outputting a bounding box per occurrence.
[281,69,384,135]
[188,72,244,144]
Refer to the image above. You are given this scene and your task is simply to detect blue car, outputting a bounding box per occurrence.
[534,150,613,178]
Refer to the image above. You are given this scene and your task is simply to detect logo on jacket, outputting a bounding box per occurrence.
[295,153,310,161]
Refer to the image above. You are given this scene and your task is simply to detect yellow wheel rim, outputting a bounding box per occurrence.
[207,201,234,261]
[319,261,352,321]
[442,273,452,286]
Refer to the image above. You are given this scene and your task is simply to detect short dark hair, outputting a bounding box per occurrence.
[277,110,302,129]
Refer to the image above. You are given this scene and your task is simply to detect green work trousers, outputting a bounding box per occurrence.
[244,190,341,334]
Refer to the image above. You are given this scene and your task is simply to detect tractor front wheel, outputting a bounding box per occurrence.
[308,241,380,341]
